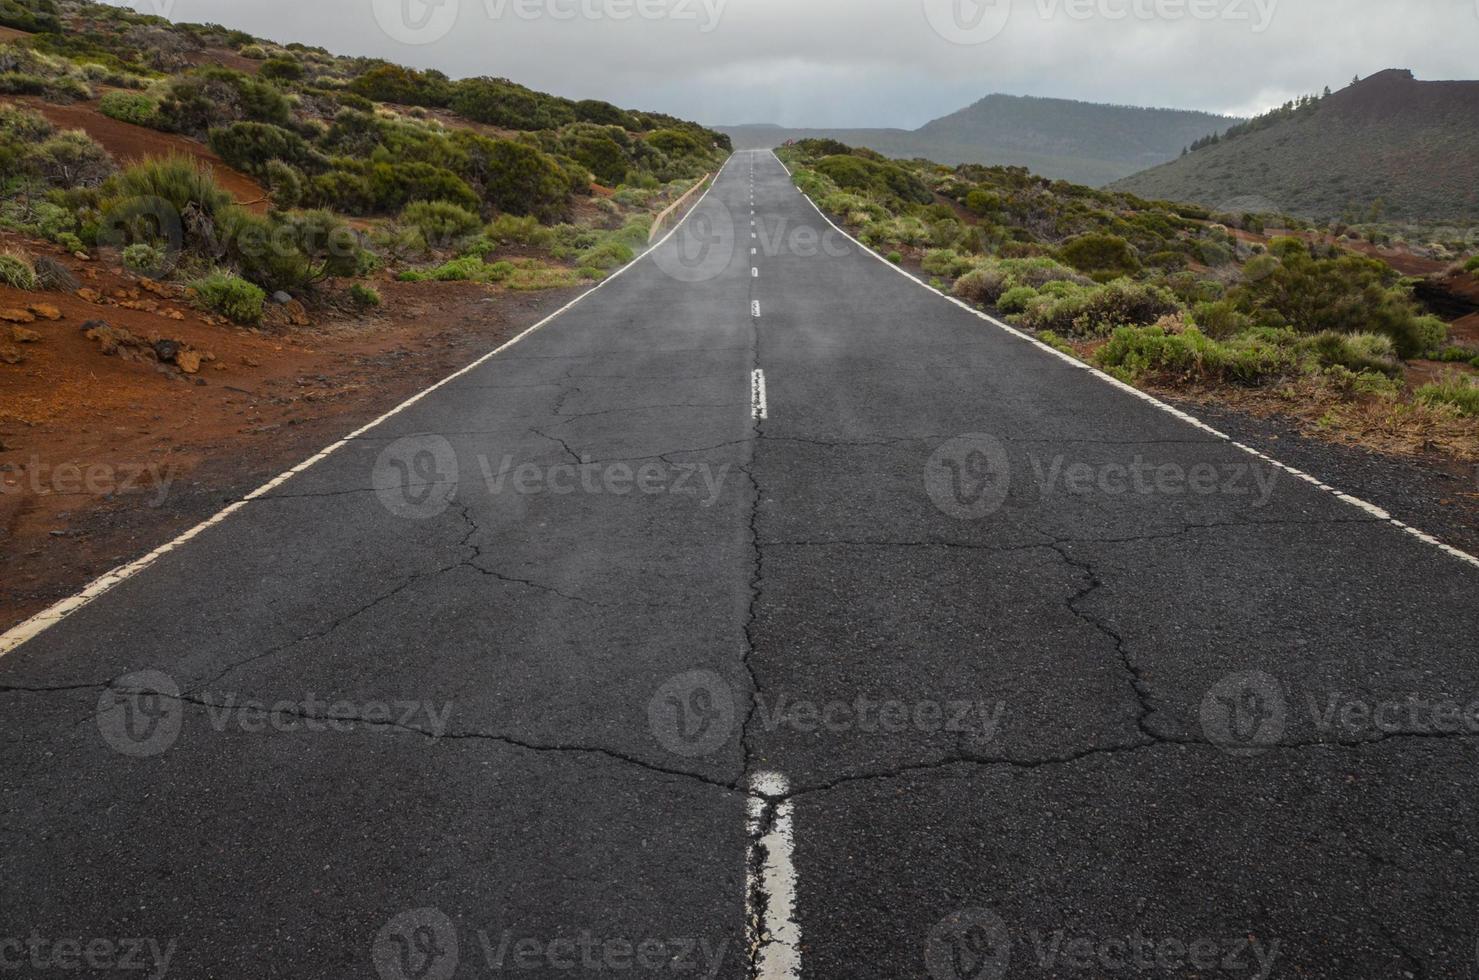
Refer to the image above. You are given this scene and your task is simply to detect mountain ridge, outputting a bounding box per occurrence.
[1112,70,1479,222]
[718,92,1240,186]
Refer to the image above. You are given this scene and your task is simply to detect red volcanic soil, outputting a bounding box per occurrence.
[8,97,268,211]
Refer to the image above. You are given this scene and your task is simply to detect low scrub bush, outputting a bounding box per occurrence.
[208,122,324,176]
[99,91,159,127]
[486,213,555,248]
[921,249,975,279]
[1415,374,1479,417]
[1465,255,1479,273]
[263,160,305,209]
[399,200,481,243]
[997,286,1039,314]
[0,251,37,290]
[1303,331,1401,377]
[1015,279,1180,337]
[1095,325,1301,385]
[191,269,265,323]
[224,208,362,292]
[349,282,381,308]
[952,257,1085,306]
[1059,233,1140,281]
[122,243,168,276]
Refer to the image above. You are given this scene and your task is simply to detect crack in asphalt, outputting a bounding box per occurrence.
[1049,540,1160,741]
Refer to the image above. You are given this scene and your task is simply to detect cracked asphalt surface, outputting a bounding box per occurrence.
[2,150,1478,978]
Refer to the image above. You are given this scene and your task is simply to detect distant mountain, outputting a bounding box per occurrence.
[1111,70,1479,223]
[718,94,1240,186]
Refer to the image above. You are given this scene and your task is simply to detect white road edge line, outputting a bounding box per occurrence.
[752,368,768,420]
[770,149,1479,571]
[747,772,800,980]
[0,158,740,657]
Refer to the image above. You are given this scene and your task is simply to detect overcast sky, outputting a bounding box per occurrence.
[108,0,1479,127]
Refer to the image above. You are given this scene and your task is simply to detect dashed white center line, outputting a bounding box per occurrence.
[750,368,768,419]
[752,267,759,278]
[751,299,761,318]
[751,247,757,255]
[747,772,798,978]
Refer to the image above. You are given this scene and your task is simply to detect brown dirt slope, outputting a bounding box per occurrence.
[8,96,268,210]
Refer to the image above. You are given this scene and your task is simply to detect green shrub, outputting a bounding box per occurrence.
[997,286,1039,314]
[1188,299,1257,339]
[1016,279,1180,337]
[952,257,1085,306]
[0,0,62,32]
[225,208,362,292]
[258,58,305,82]
[887,251,902,265]
[398,255,499,283]
[1303,331,1401,377]
[577,239,634,271]
[399,200,481,242]
[349,283,381,308]
[1415,375,1479,417]
[263,160,305,208]
[450,77,573,131]
[122,243,168,276]
[99,91,159,127]
[102,156,236,227]
[477,140,572,221]
[157,67,292,138]
[1059,233,1140,280]
[238,44,268,60]
[1465,256,1479,273]
[0,251,37,290]
[208,122,323,176]
[921,249,975,278]
[25,132,116,188]
[1095,325,1300,385]
[486,213,555,248]
[366,161,480,212]
[191,269,265,323]
[1230,242,1438,358]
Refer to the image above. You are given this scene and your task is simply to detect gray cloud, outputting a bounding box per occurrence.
[114,0,1479,126]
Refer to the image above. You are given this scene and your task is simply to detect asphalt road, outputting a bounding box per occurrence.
[2,150,1478,980]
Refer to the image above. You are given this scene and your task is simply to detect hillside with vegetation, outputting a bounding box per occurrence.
[1112,70,1479,223]
[0,0,730,326]
[721,94,1238,186]
[777,138,1479,451]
